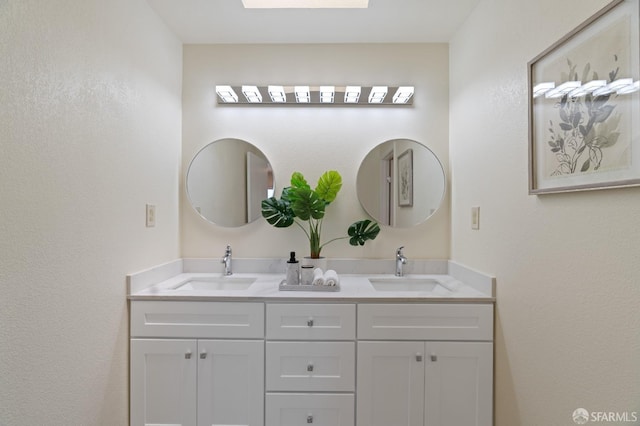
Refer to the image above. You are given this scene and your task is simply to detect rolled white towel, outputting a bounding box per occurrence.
[312,268,325,286]
[324,269,340,287]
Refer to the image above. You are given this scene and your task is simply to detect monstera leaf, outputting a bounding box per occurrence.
[315,170,342,203]
[348,220,381,246]
[288,186,326,221]
[261,193,294,228]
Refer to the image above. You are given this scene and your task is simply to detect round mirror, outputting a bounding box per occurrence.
[357,139,445,228]
[186,138,274,227]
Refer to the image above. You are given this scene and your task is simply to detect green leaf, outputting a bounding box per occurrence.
[316,170,342,203]
[261,197,295,228]
[289,187,325,220]
[347,220,380,246]
[290,172,310,190]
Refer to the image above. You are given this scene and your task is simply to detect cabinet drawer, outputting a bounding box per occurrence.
[130,301,264,338]
[266,342,355,392]
[266,393,354,426]
[266,303,355,340]
[358,303,493,341]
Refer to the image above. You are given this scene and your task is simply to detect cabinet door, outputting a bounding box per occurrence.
[424,342,493,426]
[356,341,425,426]
[197,340,264,426]
[130,339,197,426]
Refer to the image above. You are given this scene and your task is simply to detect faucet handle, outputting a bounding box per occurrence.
[224,244,232,255]
[396,246,405,255]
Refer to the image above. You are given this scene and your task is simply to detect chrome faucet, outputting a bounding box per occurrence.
[395,246,407,277]
[221,244,232,275]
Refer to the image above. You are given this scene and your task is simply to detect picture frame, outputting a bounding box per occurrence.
[398,148,413,206]
[528,0,640,194]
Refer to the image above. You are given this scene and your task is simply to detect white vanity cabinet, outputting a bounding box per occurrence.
[264,303,356,426]
[130,301,265,426]
[356,303,494,426]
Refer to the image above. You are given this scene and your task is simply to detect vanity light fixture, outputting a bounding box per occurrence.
[593,78,634,96]
[392,86,414,104]
[214,85,414,105]
[294,86,311,103]
[216,85,239,103]
[242,85,262,103]
[532,82,555,98]
[616,80,639,95]
[368,86,388,103]
[545,81,581,98]
[320,86,335,103]
[568,80,606,97]
[268,85,287,103]
[344,86,361,103]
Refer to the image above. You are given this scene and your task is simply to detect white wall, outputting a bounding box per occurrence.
[181,44,451,261]
[450,0,640,424]
[0,1,182,424]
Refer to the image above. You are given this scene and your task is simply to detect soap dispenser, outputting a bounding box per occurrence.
[286,251,300,285]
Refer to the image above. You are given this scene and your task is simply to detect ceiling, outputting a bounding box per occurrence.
[146,0,481,44]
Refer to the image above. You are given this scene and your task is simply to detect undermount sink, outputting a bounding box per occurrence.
[368,277,450,292]
[173,276,256,291]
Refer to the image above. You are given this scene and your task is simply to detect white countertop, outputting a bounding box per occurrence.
[129,269,494,303]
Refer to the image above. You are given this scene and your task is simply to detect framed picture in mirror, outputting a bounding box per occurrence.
[398,148,413,206]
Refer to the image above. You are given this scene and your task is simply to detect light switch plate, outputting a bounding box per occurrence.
[146,204,156,227]
[471,206,480,230]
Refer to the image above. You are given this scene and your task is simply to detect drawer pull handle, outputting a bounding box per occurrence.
[185,351,192,360]
[430,354,438,362]
[416,353,423,362]
[200,351,207,359]
[307,363,314,372]
[307,414,313,423]
[307,318,314,327]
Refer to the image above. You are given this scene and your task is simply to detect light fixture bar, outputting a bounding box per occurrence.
[568,80,606,97]
[368,86,388,103]
[320,86,335,103]
[344,86,361,103]
[294,86,310,103]
[242,85,262,103]
[392,86,414,104]
[268,85,286,102]
[215,85,238,103]
[215,85,414,105]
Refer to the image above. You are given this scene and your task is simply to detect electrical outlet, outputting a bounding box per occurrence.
[146,204,156,227]
[471,206,480,230]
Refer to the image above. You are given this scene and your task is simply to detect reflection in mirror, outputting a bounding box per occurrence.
[357,139,445,228]
[186,138,274,227]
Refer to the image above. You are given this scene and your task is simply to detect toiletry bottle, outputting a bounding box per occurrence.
[286,251,300,285]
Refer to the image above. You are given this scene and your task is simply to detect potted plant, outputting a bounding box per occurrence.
[261,170,380,259]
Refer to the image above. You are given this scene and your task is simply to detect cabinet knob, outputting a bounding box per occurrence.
[430,353,438,362]
[200,351,207,359]
[307,414,313,423]
[307,318,314,327]
[307,363,314,372]
[185,350,192,360]
[416,353,423,362]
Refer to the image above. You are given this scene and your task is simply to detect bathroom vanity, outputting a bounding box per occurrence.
[128,259,495,426]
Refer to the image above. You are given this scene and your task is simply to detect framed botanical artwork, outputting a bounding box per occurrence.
[528,0,640,194]
[398,148,413,206]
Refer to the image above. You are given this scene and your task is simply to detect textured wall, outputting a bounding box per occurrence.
[181,43,451,261]
[450,0,640,424]
[0,1,182,424]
